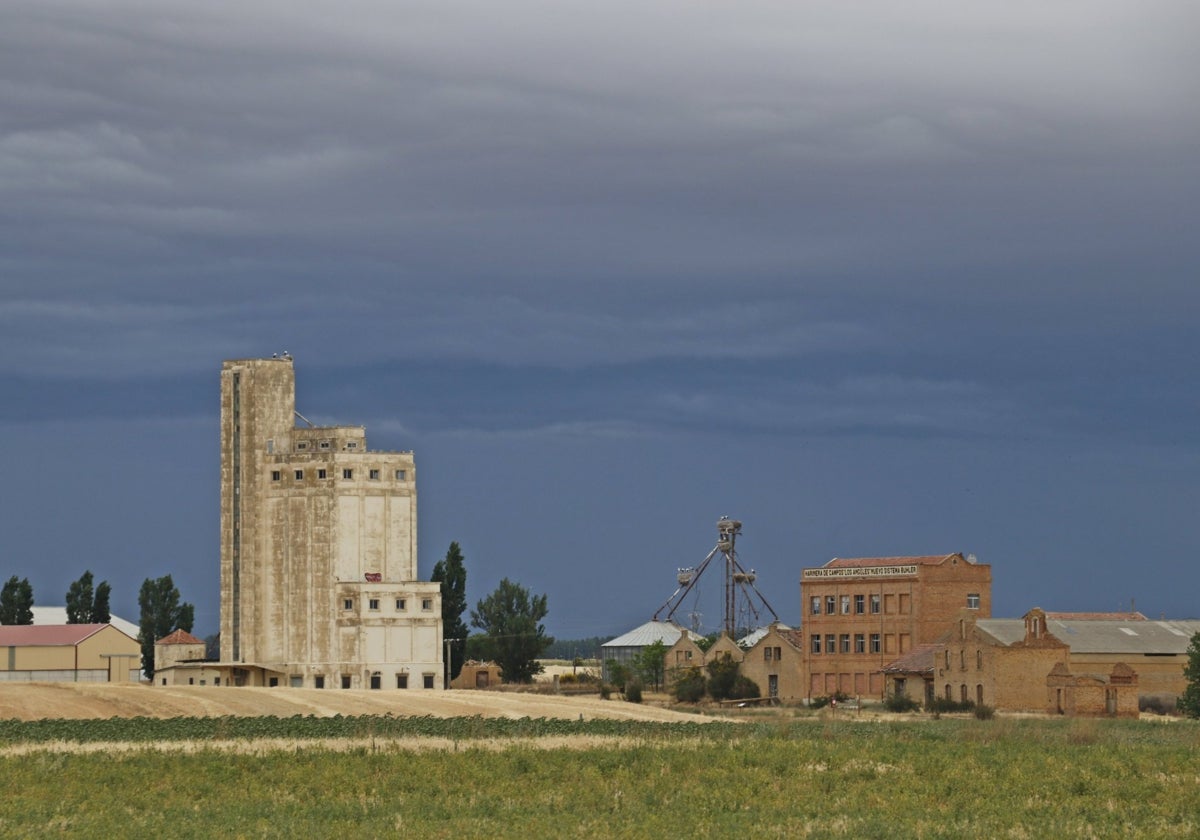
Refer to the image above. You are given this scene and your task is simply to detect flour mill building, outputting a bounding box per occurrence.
[800,552,991,699]
[217,356,442,689]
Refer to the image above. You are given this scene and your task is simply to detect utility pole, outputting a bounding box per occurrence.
[443,637,463,689]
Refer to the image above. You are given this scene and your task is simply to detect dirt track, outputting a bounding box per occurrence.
[0,682,713,723]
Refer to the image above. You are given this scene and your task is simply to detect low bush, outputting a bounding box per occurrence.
[625,680,643,704]
[673,667,706,703]
[973,704,995,720]
[883,694,921,713]
[927,697,974,714]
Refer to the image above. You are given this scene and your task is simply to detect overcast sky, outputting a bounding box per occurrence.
[2,1,1197,639]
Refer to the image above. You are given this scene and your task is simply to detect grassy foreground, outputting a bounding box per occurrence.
[2,715,1198,837]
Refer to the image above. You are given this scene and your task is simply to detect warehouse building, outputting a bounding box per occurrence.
[0,624,140,683]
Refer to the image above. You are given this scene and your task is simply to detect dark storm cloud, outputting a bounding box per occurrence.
[2,1,1198,632]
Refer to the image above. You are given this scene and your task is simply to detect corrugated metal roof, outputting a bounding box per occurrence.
[0,624,111,646]
[737,623,792,647]
[976,618,1200,655]
[601,620,699,649]
[32,606,140,640]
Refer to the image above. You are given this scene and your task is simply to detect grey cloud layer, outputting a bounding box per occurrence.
[0,0,1195,444]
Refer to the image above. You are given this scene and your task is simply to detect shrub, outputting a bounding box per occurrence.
[673,667,706,703]
[1140,695,1176,715]
[625,680,643,704]
[730,675,760,700]
[926,697,974,714]
[809,692,848,710]
[599,683,613,700]
[883,693,921,713]
[558,673,578,685]
[973,704,995,720]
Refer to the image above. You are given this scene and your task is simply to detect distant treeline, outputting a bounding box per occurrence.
[541,636,614,661]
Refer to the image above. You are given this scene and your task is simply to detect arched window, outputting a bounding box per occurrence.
[976,650,983,670]
[976,684,984,706]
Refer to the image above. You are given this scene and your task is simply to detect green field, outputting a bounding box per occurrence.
[2,715,1198,838]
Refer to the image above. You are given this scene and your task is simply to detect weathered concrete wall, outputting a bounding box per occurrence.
[218,358,441,688]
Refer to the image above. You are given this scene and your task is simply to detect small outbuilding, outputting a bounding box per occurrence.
[601,620,703,682]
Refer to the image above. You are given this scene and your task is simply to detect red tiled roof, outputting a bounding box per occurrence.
[1044,611,1147,621]
[824,553,964,569]
[0,624,109,647]
[156,629,205,646]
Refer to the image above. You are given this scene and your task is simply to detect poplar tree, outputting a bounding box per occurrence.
[0,576,34,625]
[138,575,195,679]
[431,541,469,680]
[67,571,114,623]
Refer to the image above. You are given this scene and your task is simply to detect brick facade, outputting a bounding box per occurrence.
[801,553,991,699]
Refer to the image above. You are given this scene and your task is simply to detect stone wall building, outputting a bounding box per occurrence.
[739,624,805,701]
[801,552,991,699]
[218,357,441,689]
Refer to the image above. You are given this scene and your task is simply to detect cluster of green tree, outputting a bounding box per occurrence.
[0,570,113,625]
[542,636,614,661]
[432,542,554,685]
[1179,632,1200,718]
[672,652,760,703]
[137,575,194,680]
[0,577,34,625]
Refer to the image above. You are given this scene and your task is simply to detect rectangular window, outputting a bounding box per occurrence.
[271,470,281,481]
[296,442,308,451]
[854,594,865,614]
[839,634,850,653]
[870,633,881,654]
[369,469,380,480]
[825,634,836,654]
[341,675,351,689]
[421,598,433,611]
[811,634,821,654]
[810,596,821,615]
[396,598,406,610]
[825,596,836,614]
[289,676,302,688]
[397,674,408,689]
[966,593,981,609]
[320,440,331,450]
[343,598,353,610]
[854,633,865,653]
[764,647,773,662]
[315,676,324,689]
[870,594,880,614]
[840,595,851,615]
[368,598,380,611]
[346,441,358,450]
[422,674,435,689]
[317,469,327,479]
[294,470,303,480]
[342,469,353,479]
[395,469,407,480]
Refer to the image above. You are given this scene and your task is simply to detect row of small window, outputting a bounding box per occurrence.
[266,440,361,454]
[811,594,883,616]
[295,440,358,452]
[272,468,407,482]
[946,649,984,671]
[809,592,980,616]
[343,597,434,612]
[811,633,882,654]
